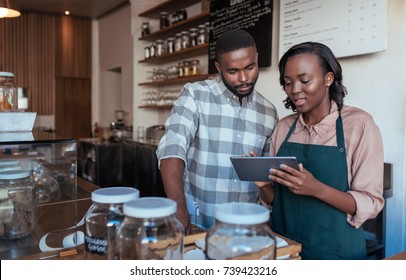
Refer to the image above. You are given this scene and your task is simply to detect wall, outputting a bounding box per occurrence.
[93,3,133,129]
[97,0,406,257]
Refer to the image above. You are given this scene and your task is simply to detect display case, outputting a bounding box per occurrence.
[0,129,78,259]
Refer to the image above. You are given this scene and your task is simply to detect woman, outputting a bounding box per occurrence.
[256,42,384,259]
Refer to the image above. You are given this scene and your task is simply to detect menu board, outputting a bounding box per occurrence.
[279,0,387,59]
[208,0,273,74]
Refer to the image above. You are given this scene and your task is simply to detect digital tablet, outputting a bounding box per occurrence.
[230,156,299,182]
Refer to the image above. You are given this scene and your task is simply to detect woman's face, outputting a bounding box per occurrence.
[215,46,259,97]
[283,53,333,119]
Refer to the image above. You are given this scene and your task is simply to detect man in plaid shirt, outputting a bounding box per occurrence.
[156,29,278,232]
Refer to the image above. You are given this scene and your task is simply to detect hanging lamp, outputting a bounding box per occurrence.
[0,0,21,18]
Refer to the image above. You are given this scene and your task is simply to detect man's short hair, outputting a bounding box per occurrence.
[215,29,257,62]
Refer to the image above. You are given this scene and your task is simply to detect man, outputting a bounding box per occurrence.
[156,29,278,232]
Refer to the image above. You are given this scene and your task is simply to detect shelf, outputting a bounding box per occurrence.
[138,105,173,110]
[139,43,208,64]
[139,13,209,41]
[139,74,211,86]
[139,0,202,18]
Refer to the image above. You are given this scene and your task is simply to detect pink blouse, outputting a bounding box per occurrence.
[270,102,385,228]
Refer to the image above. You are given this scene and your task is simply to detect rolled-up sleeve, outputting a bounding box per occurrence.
[346,112,385,228]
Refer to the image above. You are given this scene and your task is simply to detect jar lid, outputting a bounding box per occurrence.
[214,202,270,225]
[91,186,140,204]
[123,197,177,218]
[0,170,30,180]
[0,71,14,77]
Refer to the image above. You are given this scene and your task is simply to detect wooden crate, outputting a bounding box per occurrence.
[185,232,302,260]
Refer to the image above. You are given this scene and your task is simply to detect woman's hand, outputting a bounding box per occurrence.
[269,163,322,197]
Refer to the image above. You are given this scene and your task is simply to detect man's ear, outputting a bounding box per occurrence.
[214,61,221,73]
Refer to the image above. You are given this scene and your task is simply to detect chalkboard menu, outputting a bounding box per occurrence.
[208,0,273,74]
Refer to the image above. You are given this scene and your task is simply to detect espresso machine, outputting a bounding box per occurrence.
[110,110,125,130]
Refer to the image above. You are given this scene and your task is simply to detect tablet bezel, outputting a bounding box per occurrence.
[230,156,299,182]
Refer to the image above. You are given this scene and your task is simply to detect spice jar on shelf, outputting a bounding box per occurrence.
[189,28,198,47]
[197,24,206,45]
[190,60,201,76]
[182,61,191,77]
[141,22,150,37]
[166,37,175,54]
[181,31,190,49]
[160,11,170,29]
[174,33,182,52]
[155,40,165,56]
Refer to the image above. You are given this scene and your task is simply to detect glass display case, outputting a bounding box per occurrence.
[0,129,78,259]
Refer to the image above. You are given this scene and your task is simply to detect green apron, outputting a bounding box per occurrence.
[272,115,366,260]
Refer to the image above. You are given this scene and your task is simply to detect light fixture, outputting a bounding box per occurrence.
[0,0,21,18]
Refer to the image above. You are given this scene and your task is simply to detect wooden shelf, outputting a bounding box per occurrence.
[139,43,208,64]
[139,0,202,18]
[139,13,209,41]
[138,105,173,110]
[138,74,211,86]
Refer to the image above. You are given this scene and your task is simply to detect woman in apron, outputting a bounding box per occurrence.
[256,42,385,259]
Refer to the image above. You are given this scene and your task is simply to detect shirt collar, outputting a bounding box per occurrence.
[217,76,255,104]
[295,101,339,137]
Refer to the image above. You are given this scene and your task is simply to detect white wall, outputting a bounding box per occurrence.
[93,4,133,129]
[96,0,406,257]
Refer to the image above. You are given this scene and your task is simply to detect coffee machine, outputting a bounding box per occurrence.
[110,110,125,130]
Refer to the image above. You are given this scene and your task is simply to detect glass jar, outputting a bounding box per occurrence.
[32,163,61,204]
[197,24,206,45]
[174,33,182,52]
[189,28,198,47]
[183,61,191,77]
[141,22,150,37]
[0,71,18,112]
[190,60,201,76]
[149,43,156,57]
[155,39,165,56]
[116,197,184,260]
[84,187,140,260]
[166,37,175,54]
[160,11,170,29]
[144,46,150,59]
[181,31,190,49]
[205,202,277,260]
[0,170,36,239]
[178,61,184,78]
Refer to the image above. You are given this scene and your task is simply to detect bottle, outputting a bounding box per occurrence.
[84,187,140,260]
[0,170,36,239]
[141,22,150,37]
[205,202,277,260]
[0,71,18,112]
[160,11,170,29]
[116,197,184,260]
[190,60,201,76]
[189,28,198,47]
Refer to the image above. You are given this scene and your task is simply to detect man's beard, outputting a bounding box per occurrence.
[221,73,258,99]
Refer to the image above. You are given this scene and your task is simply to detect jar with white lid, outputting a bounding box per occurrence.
[0,71,18,112]
[0,170,36,239]
[84,186,140,260]
[116,197,184,260]
[205,202,277,260]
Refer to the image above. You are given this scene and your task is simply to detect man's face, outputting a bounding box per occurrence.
[215,47,259,97]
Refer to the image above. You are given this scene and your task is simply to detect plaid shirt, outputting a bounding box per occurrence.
[156,77,278,229]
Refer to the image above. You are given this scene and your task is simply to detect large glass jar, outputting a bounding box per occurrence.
[84,187,140,260]
[174,33,182,52]
[189,28,198,47]
[0,170,36,239]
[0,71,18,112]
[160,11,170,29]
[197,24,206,45]
[205,202,277,260]
[155,39,165,56]
[116,197,184,260]
[181,31,190,49]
